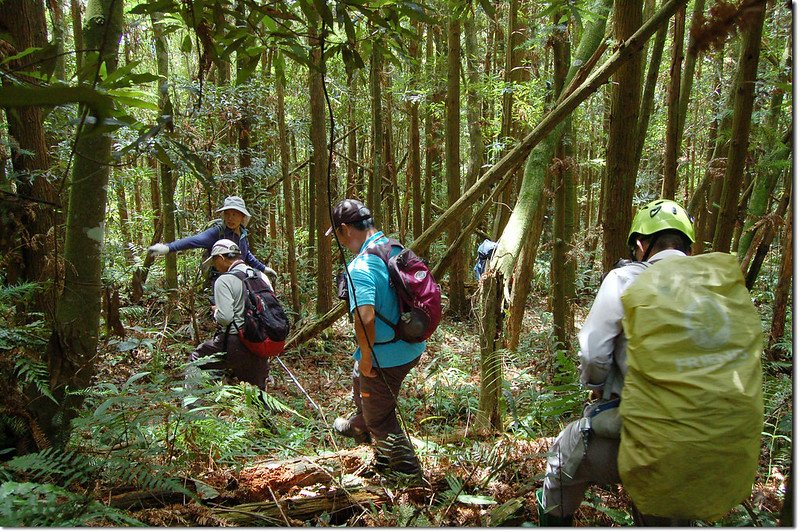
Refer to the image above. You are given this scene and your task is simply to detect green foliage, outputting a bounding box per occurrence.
[0,481,143,527]
[14,358,56,404]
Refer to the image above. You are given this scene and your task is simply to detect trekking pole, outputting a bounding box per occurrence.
[275,356,323,416]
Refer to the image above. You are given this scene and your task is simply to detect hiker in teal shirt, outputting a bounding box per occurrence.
[346,230,426,368]
[326,199,424,482]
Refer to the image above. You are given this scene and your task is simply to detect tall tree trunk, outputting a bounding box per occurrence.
[712,2,766,252]
[38,0,123,447]
[235,1,261,244]
[369,41,384,224]
[308,17,332,314]
[151,10,177,291]
[408,22,423,240]
[601,0,643,272]
[737,41,790,261]
[767,199,791,358]
[114,173,134,265]
[491,0,526,238]
[48,0,67,81]
[661,5,685,198]
[550,14,576,351]
[0,0,60,317]
[445,17,467,318]
[346,71,359,197]
[634,21,667,173]
[276,54,300,317]
[70,0,83,73]
[675,0,707,157]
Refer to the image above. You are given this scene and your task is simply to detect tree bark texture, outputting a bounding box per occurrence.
[0,0,59,317]
[308,19,332,314]
[369,42,383,224]
[151,10,178,291]
[661,5,685,199]
[767,200,791,358]
[601,0,643,273]
[40,0,123,447]
[445,17,467,319]
[276,56,301,317]
[711,0,766,252]
[492,0,527,238]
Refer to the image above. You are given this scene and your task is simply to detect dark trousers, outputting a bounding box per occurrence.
[348,356,420,439]
[191,331,270,390]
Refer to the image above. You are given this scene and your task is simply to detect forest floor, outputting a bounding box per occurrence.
[90,286,786,527]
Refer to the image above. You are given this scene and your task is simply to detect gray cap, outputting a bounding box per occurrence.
[216,196,252,227]
[201,238,241,268]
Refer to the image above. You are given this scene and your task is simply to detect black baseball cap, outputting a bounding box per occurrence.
[325,199,372,236]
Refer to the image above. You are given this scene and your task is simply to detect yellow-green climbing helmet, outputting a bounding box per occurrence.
[628,199,695,245]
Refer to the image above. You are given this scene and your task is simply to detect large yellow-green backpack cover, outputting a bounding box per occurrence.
[619,252,763,521]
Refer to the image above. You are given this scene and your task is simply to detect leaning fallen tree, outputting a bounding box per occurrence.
[286,0,691,358]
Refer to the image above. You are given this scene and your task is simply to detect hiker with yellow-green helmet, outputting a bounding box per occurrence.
[537,199,763,526]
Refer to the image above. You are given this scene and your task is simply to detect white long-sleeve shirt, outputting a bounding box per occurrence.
[577,249,686,396]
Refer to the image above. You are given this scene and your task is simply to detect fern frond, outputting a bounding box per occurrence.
[14,357,56,404]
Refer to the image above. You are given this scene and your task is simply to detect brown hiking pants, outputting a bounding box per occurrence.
[347,356,420,440]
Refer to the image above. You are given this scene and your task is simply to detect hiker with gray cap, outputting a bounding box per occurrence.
[148,196,276,289]
[188,239,270,389]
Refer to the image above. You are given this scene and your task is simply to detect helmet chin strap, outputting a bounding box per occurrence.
[641,236,658,262]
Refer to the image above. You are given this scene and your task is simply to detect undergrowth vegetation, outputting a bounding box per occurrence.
[0,249,791,526]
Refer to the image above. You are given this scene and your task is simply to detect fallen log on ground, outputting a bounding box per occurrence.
[214,481,391,526]
[234,448,373,501]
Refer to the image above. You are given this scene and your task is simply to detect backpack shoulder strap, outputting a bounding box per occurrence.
[364,237,403,263]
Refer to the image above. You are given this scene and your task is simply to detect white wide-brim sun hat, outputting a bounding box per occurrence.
[216,196,252,227]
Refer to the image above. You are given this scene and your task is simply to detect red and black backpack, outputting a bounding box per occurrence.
[225,269,289,357]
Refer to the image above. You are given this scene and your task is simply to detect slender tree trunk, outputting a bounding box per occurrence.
[661,5,685,198]
[634,20,667,183]
[369,41,384,224]
[48,0,67,81]
[408,22,423,240]
[676,0,707,154]
[445,17,467,318]
[151,11,178,291]
[712,2,766,252]
[346,71,359,197]
[38,0,123,447]
[601,0,643,272]
[767,200,791,358]
[114,173,133,265]
[551,15,576,350]
[745,173,791,290]
[70,0,83,73]
[276,56,300,317]
[308,17,332,314]
[492,0,525,238]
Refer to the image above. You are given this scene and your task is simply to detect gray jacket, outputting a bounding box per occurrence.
[213,262,249,329]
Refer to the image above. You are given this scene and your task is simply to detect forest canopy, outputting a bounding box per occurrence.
[0,0,792,526]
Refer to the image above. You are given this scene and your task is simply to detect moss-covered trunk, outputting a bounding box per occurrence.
[37,0,123,447]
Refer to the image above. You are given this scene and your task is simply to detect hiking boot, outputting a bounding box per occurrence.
[536,488,573,526]
[333,417,371,444]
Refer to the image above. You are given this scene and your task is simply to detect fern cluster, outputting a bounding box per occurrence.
[0,481,144,527]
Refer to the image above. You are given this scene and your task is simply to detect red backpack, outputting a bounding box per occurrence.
[225,270,289,358]
[338,238,442,343]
